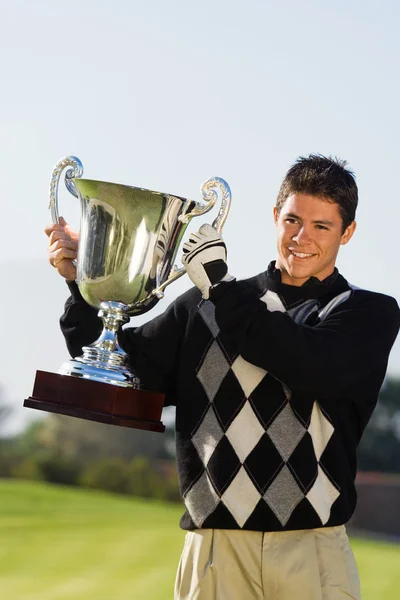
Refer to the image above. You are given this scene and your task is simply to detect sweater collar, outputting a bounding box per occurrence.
[262,261,347,302]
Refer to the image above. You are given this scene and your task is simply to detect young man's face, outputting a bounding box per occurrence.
[274,193,356,286]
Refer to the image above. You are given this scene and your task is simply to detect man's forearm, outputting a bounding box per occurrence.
[211,281,400,395]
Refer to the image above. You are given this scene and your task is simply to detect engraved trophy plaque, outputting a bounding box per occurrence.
[24,157,231,431]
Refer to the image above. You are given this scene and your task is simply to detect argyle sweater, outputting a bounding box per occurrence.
[60,263,400,532]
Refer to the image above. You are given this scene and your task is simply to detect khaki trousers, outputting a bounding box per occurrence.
[174,527,361,600]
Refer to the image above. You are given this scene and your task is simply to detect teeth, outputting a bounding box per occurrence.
[291,250,313,258]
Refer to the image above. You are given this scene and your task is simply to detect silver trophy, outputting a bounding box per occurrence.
[24,156,231,430]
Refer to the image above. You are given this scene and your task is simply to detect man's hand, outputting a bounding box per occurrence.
[182,224,228,299]
[44,216,79,281]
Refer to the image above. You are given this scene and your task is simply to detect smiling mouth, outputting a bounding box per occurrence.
[288,248,315,259]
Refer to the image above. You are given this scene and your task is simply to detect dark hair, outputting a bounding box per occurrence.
[276,154,358,231]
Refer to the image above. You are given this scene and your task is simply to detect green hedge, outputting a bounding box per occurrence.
[1,446,180,502]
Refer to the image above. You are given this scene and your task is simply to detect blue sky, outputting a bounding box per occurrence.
[1,0,400,429]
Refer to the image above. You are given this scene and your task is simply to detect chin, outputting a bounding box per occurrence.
[291,266,313,276]
[286,257,319,276]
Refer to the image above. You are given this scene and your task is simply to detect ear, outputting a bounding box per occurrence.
[273,206,279,226]
[340,221,356,246]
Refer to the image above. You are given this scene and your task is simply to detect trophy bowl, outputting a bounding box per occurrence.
[24,157,231,430]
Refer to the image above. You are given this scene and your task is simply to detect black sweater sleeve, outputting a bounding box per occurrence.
[211,281,400,395]
[59,281,185,400]
[60,282,102,358]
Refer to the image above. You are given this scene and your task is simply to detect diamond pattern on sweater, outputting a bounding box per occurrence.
[207,436,242,494]
[225,400,265,462]
[307,402,334,460]
[250,374,288,428]
[231,355,267,397]
[244,433,285,493]
[196,340,230,401]
[212,370,247,429]
[188,291,343,530]
[306,465,340,525]
[199,301,220,338]
[287,432,319,492]
[260,289,286,312]
[264,465,304,526]
[288,299,320,324]
[192,406,224,466]
[184,471,220,527]
[267,403,306,460]
[221,466,261,527]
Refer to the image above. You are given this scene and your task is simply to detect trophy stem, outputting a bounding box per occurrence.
[59,301,140,388]
[84,301,130,361]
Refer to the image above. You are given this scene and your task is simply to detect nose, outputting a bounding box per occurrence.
[292,225,312,245]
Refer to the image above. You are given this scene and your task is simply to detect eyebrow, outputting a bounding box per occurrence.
[285,212,335,227]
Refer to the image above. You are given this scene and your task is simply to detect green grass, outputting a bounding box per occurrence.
[0,480,398,599]
[0,480,185,599]
[351,537,400,600]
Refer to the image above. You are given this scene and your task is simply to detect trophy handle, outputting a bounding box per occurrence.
[154,177,231,297]
[48,156,84,223]
[179,176,232,234]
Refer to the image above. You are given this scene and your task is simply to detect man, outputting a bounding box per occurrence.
[46,155,400,599]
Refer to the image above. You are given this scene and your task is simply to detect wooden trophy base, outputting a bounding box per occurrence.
[24,370,165,432]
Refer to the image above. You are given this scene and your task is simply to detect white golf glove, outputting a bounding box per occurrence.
[182,224,229,299]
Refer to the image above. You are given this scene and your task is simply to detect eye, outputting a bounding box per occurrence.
[285,217,299,224]
[315,224,329,231]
